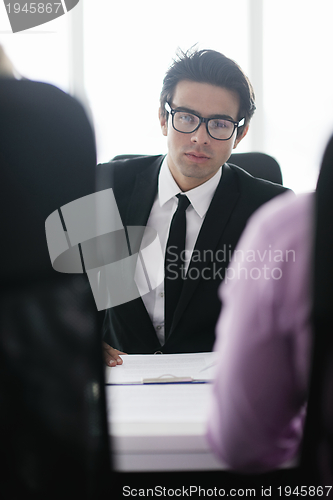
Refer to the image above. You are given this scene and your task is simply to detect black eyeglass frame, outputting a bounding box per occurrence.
[165,102,245,141]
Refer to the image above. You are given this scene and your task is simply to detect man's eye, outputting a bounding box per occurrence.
[178,113,196,123]
[211,119,232,129]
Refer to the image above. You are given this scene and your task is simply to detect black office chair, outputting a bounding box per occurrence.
[0,79,111,499]
[300,134,333,494]
[229,152,283,185]
[112,152,283,185]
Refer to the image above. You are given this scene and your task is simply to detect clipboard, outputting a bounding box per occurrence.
[105,352,218,385]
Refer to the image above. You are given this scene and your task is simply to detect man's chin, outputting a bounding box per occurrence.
[179,163,217,180]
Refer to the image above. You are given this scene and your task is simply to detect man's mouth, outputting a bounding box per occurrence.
[185,152,210,163]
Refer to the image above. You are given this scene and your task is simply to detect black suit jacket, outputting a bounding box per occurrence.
[97,154,290,354]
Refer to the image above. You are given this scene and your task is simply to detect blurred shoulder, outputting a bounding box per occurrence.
[244,191,314,248]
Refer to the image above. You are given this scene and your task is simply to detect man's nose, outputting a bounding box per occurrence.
[190,122,211,145]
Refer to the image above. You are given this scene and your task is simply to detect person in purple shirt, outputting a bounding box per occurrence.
[206,190,313,472]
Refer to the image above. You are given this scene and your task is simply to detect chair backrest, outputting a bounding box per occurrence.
[300,134,333,491]
[229,152,283,185]
[112,152,283,185]
[0,79,111,498]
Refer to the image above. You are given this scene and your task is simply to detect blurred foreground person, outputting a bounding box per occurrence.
[207,189,312,471]
[0,44,16,78]
[207,135,333,487]
[0,76,111,498]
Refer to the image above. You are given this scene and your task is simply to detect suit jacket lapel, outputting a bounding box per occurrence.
[119,155,163,348]
[169,164,240,335]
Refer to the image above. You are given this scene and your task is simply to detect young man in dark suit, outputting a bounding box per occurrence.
[99,48,290,366]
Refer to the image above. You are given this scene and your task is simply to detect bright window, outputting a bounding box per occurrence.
[263,0,333,192]
[82,0,250,164]
[0,1,70,92]
[1,0,333,193]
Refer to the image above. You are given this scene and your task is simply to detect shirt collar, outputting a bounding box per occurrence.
[158,155,222,218]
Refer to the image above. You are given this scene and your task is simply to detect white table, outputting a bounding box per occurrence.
[106,383,226,472]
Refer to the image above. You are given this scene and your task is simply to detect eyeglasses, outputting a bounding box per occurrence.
[165,102,245,141]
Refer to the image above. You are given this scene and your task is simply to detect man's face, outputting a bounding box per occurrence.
[159,80,248,191]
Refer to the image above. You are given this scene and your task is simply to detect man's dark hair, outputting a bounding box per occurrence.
[160,48,256,137]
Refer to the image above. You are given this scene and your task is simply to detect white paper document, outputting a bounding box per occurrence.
[105,352,218,385]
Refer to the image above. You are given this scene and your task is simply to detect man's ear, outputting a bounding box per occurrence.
[158,108,168,137]
[233,124,249,149]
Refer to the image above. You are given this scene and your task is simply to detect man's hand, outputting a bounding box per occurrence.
[103,341,127,367]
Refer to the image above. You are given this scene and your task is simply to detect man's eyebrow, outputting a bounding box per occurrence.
[172,105,237,122]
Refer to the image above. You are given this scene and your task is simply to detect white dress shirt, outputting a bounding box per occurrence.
[137,156,222,345]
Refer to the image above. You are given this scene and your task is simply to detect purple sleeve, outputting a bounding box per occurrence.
[206,193,312,472]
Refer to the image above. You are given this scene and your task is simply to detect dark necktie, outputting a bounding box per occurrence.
[164,194,191,336]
